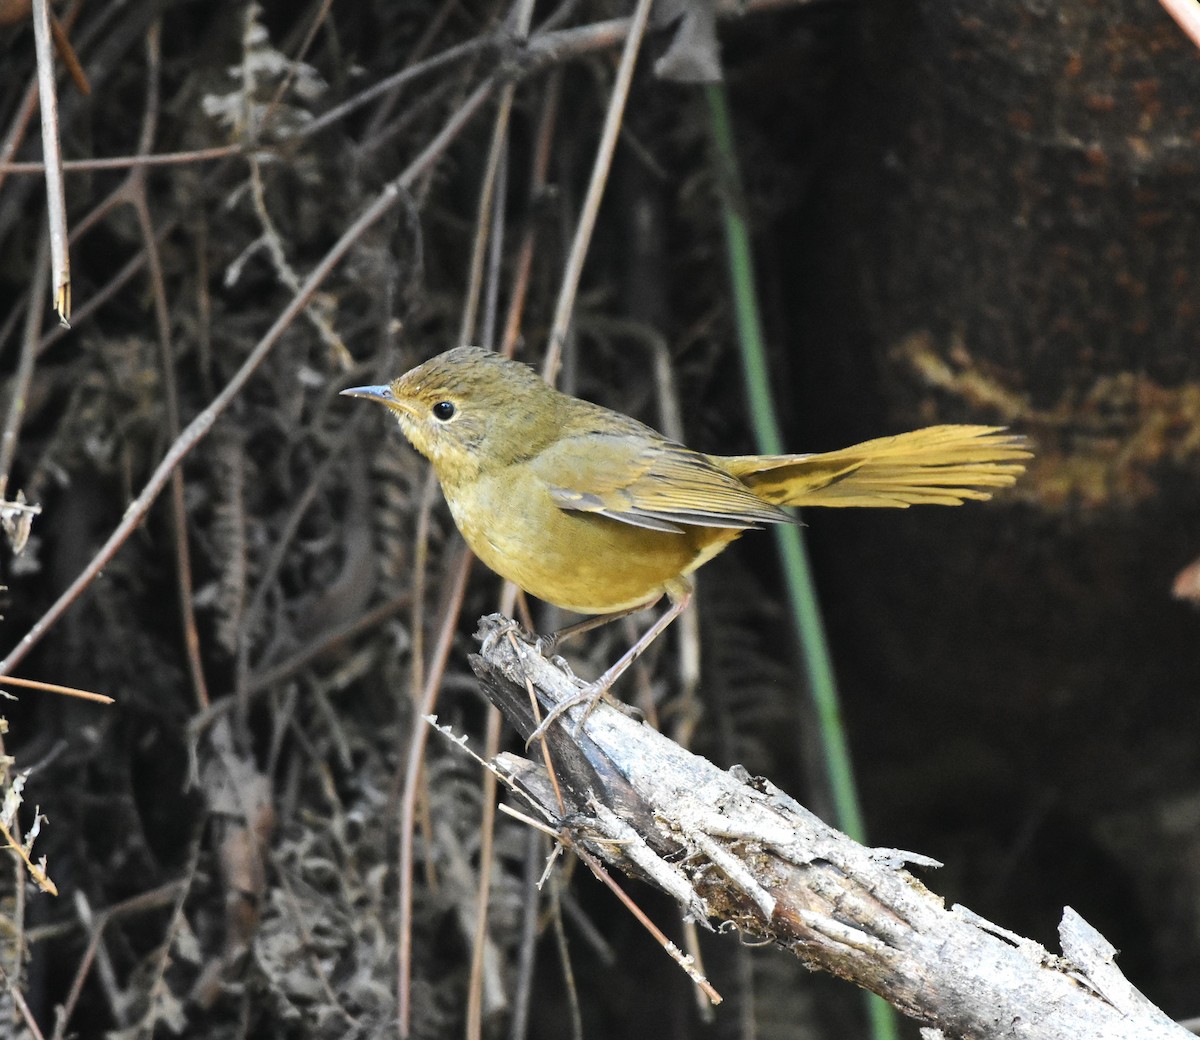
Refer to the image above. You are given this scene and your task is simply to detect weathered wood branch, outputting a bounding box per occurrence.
[470,614,1189,1040]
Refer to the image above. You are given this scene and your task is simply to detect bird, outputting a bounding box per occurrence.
[343,346,1030,731]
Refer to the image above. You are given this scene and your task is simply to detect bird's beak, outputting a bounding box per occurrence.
[340,384,395,403]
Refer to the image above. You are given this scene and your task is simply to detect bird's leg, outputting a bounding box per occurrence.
[525,583,694,745]
[535,598,661,655]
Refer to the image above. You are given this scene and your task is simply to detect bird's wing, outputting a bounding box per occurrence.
[531,428,791,533]
[717,425,1031,508]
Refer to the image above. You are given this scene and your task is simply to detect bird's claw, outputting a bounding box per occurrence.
[524,683,612,748]
[532,631,560,657]
[479,614,526,657]
[481,615,558,664]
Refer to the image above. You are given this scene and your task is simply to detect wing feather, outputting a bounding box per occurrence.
[533,426,791,531]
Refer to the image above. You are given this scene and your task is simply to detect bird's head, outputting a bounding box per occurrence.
[342,346,558,485]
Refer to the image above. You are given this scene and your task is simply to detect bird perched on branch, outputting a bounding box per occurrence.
[344,347,1030,729]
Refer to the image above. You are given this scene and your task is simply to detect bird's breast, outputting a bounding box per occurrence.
[440,469,738,614]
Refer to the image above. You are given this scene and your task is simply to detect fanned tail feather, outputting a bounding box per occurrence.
[716,425,1031,508]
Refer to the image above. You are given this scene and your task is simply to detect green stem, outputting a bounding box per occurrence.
[704,81,897,1040]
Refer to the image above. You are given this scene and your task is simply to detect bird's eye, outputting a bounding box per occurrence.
[431,401,456,422]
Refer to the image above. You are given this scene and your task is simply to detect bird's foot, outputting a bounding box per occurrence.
[531,631,560,658]
[524,681,617,747]
[478,613,531,657]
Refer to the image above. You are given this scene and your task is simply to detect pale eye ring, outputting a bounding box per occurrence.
[432,401,456,422]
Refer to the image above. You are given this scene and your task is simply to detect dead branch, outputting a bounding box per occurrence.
[471,614,1190,1040]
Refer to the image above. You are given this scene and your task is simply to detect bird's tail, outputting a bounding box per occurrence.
[716,425,1031,508]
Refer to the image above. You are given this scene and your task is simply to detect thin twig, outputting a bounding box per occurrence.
[0,816,56,895]
[481,136,509,352]
[0,52,44,191]
[0,675,112,704]
[500,69,561,357]
[460,87,515,344]
[576,846,722,1003]
[0,144,241,174]
[397,548,474,1037]
[31,0,70,323]
[0,231,46,494]
[407,471,442,712]
[516,647,567,817]
[548,873,584,1040]
[542,0,655,382]
[496,802,559,839]
[507,828,544,1040]
[49,11,91,96]
[465,706,505,1040]
[0,959,47,1040]
[402,468,449,918]
[130,21,211,711]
